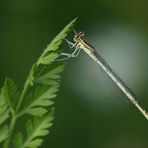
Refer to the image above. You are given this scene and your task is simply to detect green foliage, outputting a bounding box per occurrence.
[0,88,10,143]
[13,114,53,148]
[19,63,65,117]
[37,17,77,66]
[4,78,20,112]
[0,125,9,143]
[0,18,77,148]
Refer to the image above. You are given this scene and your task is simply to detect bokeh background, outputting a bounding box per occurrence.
[1,0,148,148]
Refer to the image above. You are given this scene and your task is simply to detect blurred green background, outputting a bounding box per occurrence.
[1,0,148,148]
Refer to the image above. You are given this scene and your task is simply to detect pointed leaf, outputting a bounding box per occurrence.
[19,85,59,117]
[27,108,48,116]
[38,53,59,65]
[0,125,9,143]
[0,84,10,144]
[0,88,9,125]
[14,114,54,148]
[37,18,77,66]
[4,78,20,111]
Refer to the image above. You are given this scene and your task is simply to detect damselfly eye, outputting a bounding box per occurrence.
[79,32,85,36]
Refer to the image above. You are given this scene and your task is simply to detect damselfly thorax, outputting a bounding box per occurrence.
[73,32,96,53]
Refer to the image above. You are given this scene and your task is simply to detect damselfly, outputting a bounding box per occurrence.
[59,30,148,120]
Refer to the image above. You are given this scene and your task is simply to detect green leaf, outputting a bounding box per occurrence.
[48,17,78,52]
[27,107,48,116]
[0,78,20,144]
[37,18,77,66]
[19,85,59,117]
[13,132,23,147]
[0,125,9,143]
[1,18,77,148]
[35,62,65,85]
[36,62,65,80]
[13,114,54,148]
[0,88,9,125]
[4,78,20,112]
[38,53,59,65]
[0,85,10,143]
[19,62,65,117]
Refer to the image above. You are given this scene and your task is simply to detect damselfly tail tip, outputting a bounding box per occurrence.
[145,111,148,120]
[141,109,148,120]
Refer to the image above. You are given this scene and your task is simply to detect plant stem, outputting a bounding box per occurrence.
[16,65,35,112]
[3,111,16,148]
[16,80,29,112]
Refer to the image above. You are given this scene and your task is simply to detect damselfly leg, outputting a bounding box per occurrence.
[65,39,77,48]
[56,39,81,61]
[73,28,77,34]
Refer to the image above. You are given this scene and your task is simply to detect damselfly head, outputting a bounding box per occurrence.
[73,32,85,42]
